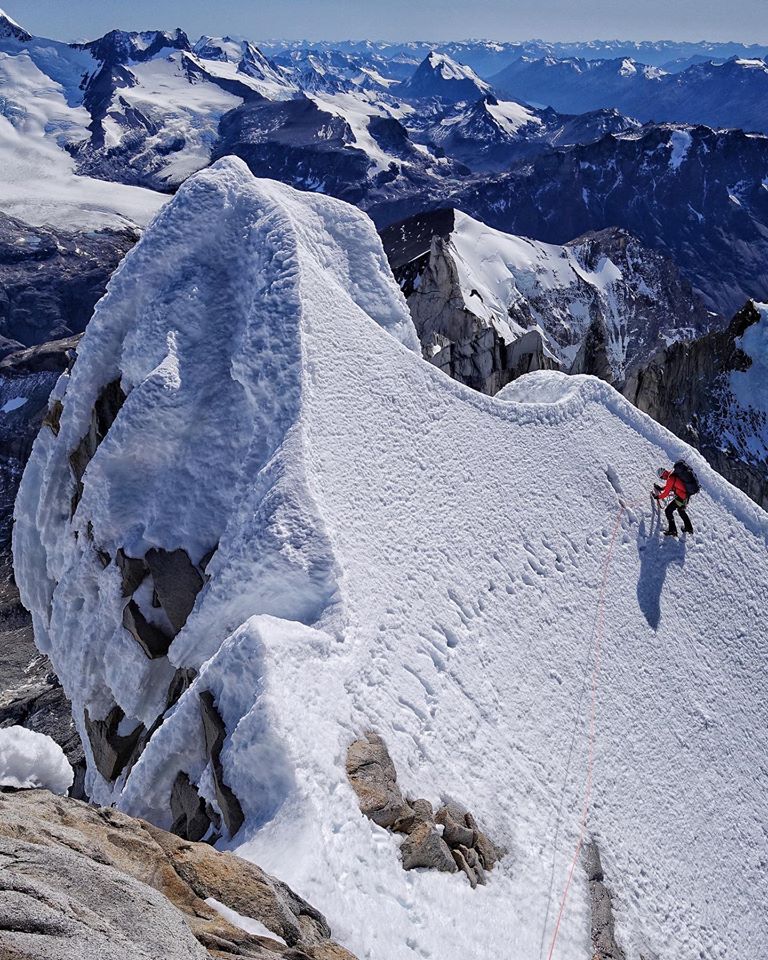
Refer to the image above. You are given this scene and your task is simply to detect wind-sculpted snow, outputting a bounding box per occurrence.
[14,158,768,960]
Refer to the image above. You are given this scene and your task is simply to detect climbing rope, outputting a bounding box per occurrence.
[544,494,648,960]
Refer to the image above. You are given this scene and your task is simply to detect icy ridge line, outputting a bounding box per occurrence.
[12,157,768,960]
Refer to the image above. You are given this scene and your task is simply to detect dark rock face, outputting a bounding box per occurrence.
[0,338,79,546]
[583,840,626,960]
[624,301,768,509]
[199,691,245,838]
[213,97,371,205]
[346,732,502,885]
[83,704,145,782]
[116,545,206,660]
[116,548,148,597]
[122,599,173,658]
[69,377,127,514]
[170,771,212,842]
[565,227,713,377]
[146,548,204,633]
[0,213,135,354]
[0,11,32,42]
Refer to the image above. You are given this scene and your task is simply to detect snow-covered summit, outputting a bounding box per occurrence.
[13,158,768,960]
[400,51,492,102]
[77,27,191,65]
[0,6,31,42]
[191,35,294,96]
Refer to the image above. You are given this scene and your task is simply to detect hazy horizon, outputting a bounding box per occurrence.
[4,0,766,46]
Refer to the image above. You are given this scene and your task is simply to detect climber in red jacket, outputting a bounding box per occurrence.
[653,467,695,537]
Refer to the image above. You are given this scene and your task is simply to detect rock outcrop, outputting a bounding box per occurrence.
[583,840,625,960]
[346,732,502,886]
[199,691,245,838]
[0,788,358,960]
[381,209,711,394]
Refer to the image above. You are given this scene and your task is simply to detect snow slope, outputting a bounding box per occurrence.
[13,158,768,960]
[99,54,245,186]
[0,45,167,229]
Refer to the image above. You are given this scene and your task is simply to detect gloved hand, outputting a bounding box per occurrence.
[651,492,659,500]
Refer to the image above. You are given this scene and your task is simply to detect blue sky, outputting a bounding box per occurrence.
[5,0,764,43]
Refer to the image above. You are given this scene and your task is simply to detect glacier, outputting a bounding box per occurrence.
[12,156,768,960]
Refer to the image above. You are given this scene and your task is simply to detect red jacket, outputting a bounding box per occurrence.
[657,470,688,501]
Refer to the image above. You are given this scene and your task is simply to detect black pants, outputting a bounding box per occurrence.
[665,499,693,533]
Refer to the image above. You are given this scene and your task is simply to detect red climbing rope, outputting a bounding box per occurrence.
[544,503,629,960]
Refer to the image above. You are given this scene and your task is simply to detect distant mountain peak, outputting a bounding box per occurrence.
[78,27,191,65]
[0,6,32,42]
[401,50,492,102]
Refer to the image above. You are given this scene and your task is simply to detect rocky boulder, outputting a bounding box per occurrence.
[346,732,502,885]
[0,788,358,960]
[345,731,411,829]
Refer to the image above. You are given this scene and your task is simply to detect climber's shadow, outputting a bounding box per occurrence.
[636,508,687,630]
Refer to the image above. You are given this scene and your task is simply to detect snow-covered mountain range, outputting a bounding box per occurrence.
[491,54,768,133]
[12,157,768,960]
[260,38,768,76]
[398,51,493,101]
[2,6,768,956]
[3,9,768,321]
[431,123,768,318]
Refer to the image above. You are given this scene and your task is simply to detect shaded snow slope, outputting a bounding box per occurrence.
[14,158,768,960]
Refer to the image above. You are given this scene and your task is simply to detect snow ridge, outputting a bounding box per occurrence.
[13,159,768,960]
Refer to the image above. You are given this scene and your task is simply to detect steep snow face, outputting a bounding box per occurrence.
[14,159,768,960]
[185,41,296,101]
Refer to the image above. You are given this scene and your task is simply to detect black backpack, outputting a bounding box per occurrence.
[673,460,701,498]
